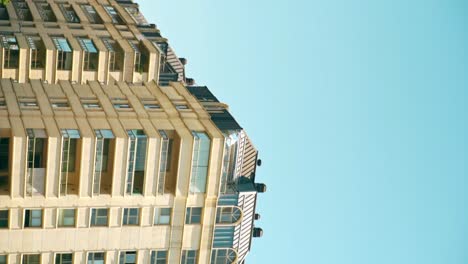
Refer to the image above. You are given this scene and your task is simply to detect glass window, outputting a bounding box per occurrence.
[59,4,79,23]
[190,132,211,193]
[78,38,99,71]
[90,208,108,227]
[1,35,19,68]
[22,255,40,264]
[80,5,102,24]
[119,251,136,264]
[213,226,235,248]
[104,6,124,24]
[126,130,147,195]
[210,249,237,264]
[181,250,197,264]
[0,210,7,228]
[24,209,42,228]
[87,252,105,264]
[144,103,160,110]
[0,255,6,264]
[175,104,189,110]
[216,207,241,224]
[150,251,167,264]
[58,209,75,227]
[55,253,72,264]
[35,2,56,22]
[12,1,33,21]
[51,102,69,108]
[122,208,139,226]
[114,103,131,109]
[52,37,73,70]
[154,208,171,225]
[82,101,101,110]
[27,36,45,69]
[185,207,202,224]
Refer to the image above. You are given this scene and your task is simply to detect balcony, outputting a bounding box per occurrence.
[158,62,178,86]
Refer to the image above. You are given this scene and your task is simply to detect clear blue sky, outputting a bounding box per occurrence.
[139,0,468,263]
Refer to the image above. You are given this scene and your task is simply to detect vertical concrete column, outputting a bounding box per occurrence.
[45,136,60,198]
[143,136,157,197]
[79,137,93,197]
[111,137,126,197]
[10,135,25,198]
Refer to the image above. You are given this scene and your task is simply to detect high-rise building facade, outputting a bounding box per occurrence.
[0,0,264,264]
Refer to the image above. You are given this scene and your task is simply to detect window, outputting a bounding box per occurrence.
[0,137,9,192]
[59,4,79,23]
[154,208,171,225]
[113,103,131,109]
[51,101,70,109]
[12,1,33,21]
[216,207,241,224]
[0,210,8,228]
[213,226,235,248]
[122,208,139,226]
[90,208,108,227]
[101,38,123,71]
[26,129,47,196]
[126,130,147,195]
[26,36,45,69]
[144,103,160,110]
[81,5,102,24]
[119,251,136,264]
[52,37,73,70]
[128,41,148,73]
[0,98,5,108]
[150,251,167,264]
[1,35,19,68]
[0,255,6,264]
[59,129,80,196]
[19,100,38,109]
[175,104,189,110]
[104,6,124,24]
[82,100,101,110]
[185,207,202,224]
[78,38,99,71]
[181,250,197,264]
[22,254,40,264]
[93,129,114,195]
[190,132,211,193]
[58,209,75,227]
[87,252,105,264]
[157,130,172,195]
[24,209,42,228]
[210,249,237,264]
[35,2,56,22]
[124,6,147,25]
[55,253,72,264]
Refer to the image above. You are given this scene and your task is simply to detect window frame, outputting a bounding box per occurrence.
[57,208,76,228]
[150,250,167,264]
[181,250,197,264]
[87,252,105,264]
[185,207,202,225]
[54,253,73,264]
[153,207,171,225]
[0,209,8,228]
[22,254,41,264]
[90,208,109,227]
[122,208,140,226]
[24,209,43,228]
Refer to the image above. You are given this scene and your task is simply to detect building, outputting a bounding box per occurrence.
[0,0,264,264]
